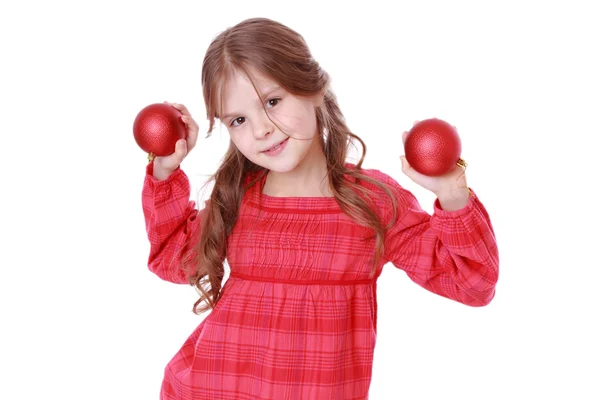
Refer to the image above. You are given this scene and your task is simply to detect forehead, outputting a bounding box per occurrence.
[227,69,275,92]
[217,69,282,116]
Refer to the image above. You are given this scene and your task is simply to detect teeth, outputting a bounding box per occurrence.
[268,140,284,152]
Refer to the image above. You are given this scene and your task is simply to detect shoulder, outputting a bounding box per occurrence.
[344,162,402,191]
[344,162,407,211]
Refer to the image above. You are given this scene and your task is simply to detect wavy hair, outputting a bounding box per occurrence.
[185,17,399,314]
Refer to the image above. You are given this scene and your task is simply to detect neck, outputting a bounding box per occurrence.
[263,146,332,197]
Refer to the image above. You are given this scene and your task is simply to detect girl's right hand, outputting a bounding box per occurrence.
[153,101,200,180]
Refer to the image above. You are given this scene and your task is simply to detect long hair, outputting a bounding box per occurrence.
[186,17,399,315]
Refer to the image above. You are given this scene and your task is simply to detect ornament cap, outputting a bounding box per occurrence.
[456,157,468,169]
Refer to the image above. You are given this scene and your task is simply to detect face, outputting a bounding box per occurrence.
[218,68,322,173]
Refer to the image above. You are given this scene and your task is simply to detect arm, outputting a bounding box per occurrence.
[142,161,203,284]
[381,175,499,307]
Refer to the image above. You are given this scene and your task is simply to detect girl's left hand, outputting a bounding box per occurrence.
[399,120,468,197]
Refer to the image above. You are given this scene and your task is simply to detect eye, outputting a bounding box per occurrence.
[266,98,281,108]
[229,98,281,128]
[230,117,245,127]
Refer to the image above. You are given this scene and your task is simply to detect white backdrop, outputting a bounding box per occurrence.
[1,0,598,399]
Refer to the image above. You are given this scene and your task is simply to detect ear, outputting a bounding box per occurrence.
[311,91,325,108]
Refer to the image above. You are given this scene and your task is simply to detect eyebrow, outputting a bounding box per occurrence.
[220,85,282,120]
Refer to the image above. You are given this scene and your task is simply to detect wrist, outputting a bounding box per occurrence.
[152,162,177,181]
[436,187,471,211]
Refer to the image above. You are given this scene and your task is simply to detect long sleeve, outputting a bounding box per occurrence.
[380,173,499,307]
[141,161,203,284]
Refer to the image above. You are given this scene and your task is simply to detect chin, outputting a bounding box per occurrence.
[264,161,300,173]
[255,157,301,173]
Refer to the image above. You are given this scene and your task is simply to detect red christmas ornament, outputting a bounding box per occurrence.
[404,118,467,176]
[133,103,186,161]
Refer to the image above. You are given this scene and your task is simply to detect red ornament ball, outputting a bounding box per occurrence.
[404,118,463,176]
[133,103,186,157]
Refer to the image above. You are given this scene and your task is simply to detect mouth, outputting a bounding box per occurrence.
[262,137,289,153]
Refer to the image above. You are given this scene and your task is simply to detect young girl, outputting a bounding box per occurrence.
[142,17,499,400]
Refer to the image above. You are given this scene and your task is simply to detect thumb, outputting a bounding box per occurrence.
[177,139,188,156]
[399,155,409,171]
[399,156,416,179]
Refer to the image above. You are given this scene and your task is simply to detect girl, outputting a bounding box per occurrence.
[142,17,499,400]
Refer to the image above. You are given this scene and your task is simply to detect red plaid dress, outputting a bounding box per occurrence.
[142,161,499,399]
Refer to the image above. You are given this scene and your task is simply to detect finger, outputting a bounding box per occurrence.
[413,120,419,126]
[402,131,408,143]
[181,115,199,133]
[181,115,199,148]
[171,102,191,117]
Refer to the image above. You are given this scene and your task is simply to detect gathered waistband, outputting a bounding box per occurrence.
[229,271,374,286]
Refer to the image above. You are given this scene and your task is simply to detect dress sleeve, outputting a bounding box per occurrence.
[141,161,203,284]
[381,173,499,306]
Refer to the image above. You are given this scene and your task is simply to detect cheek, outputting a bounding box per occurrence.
[231,133,257,158]
[297,109,317,133]
[229,132,245,149]
[273,105,315,133]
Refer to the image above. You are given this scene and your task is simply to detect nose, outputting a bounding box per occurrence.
[252,112,274,140]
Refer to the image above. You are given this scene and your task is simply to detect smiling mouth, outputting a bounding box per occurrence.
[262,137,289,152]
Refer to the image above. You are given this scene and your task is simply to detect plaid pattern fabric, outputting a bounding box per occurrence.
[142,161,499,399]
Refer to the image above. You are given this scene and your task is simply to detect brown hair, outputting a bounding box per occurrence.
[185,17,399,315]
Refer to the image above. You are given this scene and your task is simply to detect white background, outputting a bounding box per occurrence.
[1,0,598,399]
